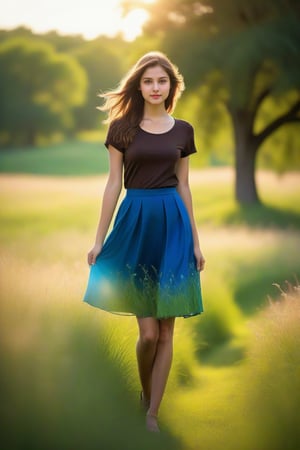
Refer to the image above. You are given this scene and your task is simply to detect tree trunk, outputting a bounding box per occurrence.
[233,113,260,204]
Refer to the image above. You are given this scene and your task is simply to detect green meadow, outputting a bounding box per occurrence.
[1,142,300,449]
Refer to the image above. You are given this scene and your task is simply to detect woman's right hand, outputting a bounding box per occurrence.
[87,244,102,266]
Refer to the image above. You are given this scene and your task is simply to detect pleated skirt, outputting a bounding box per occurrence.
[83,187,203,319]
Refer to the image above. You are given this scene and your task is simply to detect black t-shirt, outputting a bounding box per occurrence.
[104,119,197,189]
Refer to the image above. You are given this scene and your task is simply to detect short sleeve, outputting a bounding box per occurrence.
[181,123,197,158]
[104,123,125,153]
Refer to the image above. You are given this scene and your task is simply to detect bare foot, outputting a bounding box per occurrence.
[146,413,160,433]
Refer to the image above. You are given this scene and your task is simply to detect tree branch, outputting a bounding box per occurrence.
[254,99,300,147]
[248,87,272,138]
[252,88,271,116]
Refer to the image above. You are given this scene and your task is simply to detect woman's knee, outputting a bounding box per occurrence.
[139,329,159,347]
[158,319,175,344]
[137,318,159,347]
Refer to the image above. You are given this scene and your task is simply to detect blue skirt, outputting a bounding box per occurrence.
[83,187,203,319]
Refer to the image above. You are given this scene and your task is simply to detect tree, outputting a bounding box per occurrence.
[123,0,300,203]
[72,37,125,130]
[0,38,87,146]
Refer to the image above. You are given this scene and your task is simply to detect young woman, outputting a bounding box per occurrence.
[83,51,205,433]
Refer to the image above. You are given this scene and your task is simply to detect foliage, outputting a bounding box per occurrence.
[257,93,300,172]
[0,26,86,52]
[71,37,124,129]
[0,37,87,146]
[0,26,37,43]
[124,0,300,202]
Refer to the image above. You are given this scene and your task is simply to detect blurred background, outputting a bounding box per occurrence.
[0,1,300,449]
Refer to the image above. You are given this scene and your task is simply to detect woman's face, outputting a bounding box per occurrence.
[139,65,171,106]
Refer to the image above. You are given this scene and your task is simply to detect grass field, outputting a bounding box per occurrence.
[1,143,300,449]
[0,139,108,176]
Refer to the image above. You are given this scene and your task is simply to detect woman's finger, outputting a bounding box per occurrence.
[87,252,93,266]
[200,258,206,271]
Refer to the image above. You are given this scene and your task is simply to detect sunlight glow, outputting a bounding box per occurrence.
[121,8,150,41]
[0,0,155,41]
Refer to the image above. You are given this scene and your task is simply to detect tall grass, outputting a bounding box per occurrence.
[240,283,300,450]
[0,255,180,450]
[162,284,300,450]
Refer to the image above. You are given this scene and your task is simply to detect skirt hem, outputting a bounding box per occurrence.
[83,300,203,319]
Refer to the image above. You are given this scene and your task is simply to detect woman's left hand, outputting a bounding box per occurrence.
[194,247,206,272]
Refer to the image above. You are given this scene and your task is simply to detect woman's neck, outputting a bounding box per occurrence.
[142,104,169,121]
[140,106,175,133]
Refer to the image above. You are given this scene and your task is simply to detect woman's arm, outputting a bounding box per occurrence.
[176,157,205,272]
[87,145,123,265]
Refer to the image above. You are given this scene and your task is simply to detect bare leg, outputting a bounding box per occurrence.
[147,317,175,417]
[136,316,175,432]
[136,317,159,406]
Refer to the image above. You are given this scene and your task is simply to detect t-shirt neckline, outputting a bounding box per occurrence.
[139,118,176,135]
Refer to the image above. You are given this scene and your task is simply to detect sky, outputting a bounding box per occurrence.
[0,0,154,41]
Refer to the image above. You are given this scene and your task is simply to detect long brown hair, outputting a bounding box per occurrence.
[98,51,185,147]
